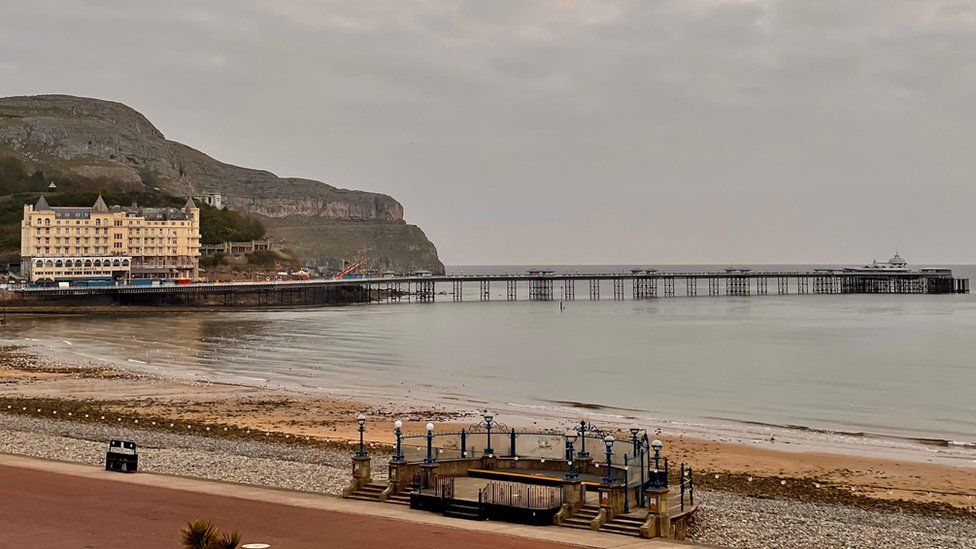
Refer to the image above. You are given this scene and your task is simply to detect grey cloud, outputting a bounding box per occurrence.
[2,0,975,264]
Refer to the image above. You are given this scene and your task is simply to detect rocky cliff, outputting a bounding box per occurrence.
[0,94,444,273]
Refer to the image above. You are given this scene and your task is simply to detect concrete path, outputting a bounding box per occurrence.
[0,453,696,548]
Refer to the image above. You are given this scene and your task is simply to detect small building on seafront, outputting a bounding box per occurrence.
[20,195,201,283]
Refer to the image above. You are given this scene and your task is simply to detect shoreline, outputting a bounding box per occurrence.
[0,344,973,518]
[12,328,976,468]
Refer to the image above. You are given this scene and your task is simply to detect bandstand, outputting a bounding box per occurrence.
[343,413,699,540]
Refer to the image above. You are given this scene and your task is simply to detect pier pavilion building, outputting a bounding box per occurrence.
[21,195,201,283]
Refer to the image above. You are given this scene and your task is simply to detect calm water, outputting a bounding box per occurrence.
[7,265,976,446]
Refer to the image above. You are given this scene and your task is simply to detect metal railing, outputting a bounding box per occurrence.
[412,475,455,500]
[679,464,695,512]
[479,481,562,510]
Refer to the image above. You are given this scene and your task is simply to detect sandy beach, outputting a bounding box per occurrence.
[0,344,973,511]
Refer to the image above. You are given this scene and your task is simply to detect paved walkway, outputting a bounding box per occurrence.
[0,453,695,548]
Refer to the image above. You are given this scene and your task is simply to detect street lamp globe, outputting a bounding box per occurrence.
[564,430,578,444]
[629,424,641,436]
[604,434,615,449]
[651,439,663,453]
[426,422,434,432]
[394,419,403,429]
[356,413,366,427]
[483,410,494,423]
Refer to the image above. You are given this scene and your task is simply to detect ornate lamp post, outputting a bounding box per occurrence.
[651,439,663,470]
[393,419,404,462]
[424,422,436,464]
[650,439,664,488]
[482,410,495,455]
[577,420,590,458]
[603,434,615,485]
[355,413,367,457]
[629,424,641,455]
[564,430,579,480]
[630,424,644,505]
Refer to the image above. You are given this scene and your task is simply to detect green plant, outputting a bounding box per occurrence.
[245,250,279,268]
[210,531,242,549]
[180,519,218,549]
[179,519,242,549]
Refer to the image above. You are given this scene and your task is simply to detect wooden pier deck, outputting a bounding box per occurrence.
[9,268,969,307]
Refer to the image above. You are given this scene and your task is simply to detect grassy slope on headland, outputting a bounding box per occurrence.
[0,156,265,262]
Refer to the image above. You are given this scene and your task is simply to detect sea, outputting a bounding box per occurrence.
[5,264,976,463]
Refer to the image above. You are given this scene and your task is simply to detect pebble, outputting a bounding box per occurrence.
[689,490,976,549]
[0,414,389,495]
[2,413,973,547]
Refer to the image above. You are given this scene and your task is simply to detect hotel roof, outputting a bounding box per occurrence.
[32,195,197,220]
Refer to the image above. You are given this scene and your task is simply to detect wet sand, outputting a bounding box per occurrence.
[1,344,973,520]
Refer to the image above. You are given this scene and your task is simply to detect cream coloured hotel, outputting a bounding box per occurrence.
[21,195,201,283]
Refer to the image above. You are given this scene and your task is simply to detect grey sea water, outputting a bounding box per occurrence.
[7,264,976,448]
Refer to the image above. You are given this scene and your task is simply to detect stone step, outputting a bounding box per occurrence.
[347,494,381,502]
[609,516,646,524]
[357,484,386,492]
[600,524,641,536]
[572,511,599,519]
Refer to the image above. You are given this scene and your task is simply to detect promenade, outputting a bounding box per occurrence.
[0,454,688,549]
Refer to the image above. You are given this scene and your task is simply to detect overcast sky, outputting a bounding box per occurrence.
[2,1,975,265]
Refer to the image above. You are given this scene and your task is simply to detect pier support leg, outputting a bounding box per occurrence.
[529,279,554,301]
[613,279,625,300]
[417,280,435,302]
[663,277,674,298]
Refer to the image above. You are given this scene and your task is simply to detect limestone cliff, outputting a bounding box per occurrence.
[0,94,444,273]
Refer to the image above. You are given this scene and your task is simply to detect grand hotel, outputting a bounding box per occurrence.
[21,195,201,283]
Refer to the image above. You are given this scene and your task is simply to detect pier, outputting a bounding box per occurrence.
[7,268,968,308]
[360,268,969,303]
